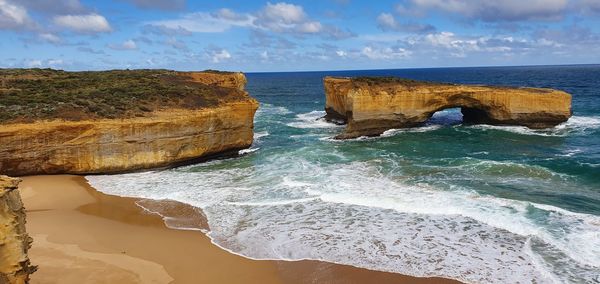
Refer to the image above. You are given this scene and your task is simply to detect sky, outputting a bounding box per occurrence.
[1,0,600,72]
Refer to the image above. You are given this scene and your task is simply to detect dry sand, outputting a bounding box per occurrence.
[20,175,461,284]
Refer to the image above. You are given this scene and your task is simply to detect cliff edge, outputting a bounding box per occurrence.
[0,69,258,176]
[324,77,572,139]
[0,176,35,284]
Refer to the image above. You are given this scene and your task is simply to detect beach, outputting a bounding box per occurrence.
[19,175,459,284]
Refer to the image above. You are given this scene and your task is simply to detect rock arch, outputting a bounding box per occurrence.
[324,77,572,139]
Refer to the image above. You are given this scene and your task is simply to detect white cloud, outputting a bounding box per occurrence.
[254,2,328,35]
[121,40,137,49]
[149,11,254,33]
[361,46,412,59]
[258,2,306,25]
[0,0,33,29]
[336,50,347,57]
[124,0,185,11]
[148,2,352,39]
[53,13,111,33]
[377,13,397,29]
[47,59,64,66]
[260,50,269,59]
[39,33,61,44]
[582,0,600,12]
[19,0,86,14]
[26,59,42,67]
[165,37,188,51]
[376,12,435,33]
[397,0,569,22]
[296,21,322,33]
[214,8,250,21]
[206,48,231,63]
[108,39,137,50]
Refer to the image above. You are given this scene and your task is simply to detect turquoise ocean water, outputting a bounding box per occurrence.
[88,65,600,283]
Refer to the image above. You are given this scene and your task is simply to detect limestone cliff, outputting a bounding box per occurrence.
[0,176,35,284]
[324,77,572,139]
[0,70,258,176]
[181,71,247,91]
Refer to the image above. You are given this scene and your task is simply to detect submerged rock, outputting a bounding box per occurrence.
[324,76,572,139]
[0,176,35,284]
[0,70,258,176]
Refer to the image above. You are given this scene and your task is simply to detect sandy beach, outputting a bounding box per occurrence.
[18,175,461,284]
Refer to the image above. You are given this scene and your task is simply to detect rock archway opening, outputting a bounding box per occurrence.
[427,107,463,126]
[426,106,496,127]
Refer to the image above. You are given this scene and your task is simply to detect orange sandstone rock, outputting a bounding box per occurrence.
[0,176,35,284]
[0,71,258,176]
[324,77,572,139]
[0,102,257,176]
[181,71,247,91]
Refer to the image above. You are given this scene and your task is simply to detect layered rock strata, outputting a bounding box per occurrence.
[324,77,572,139]
[0,176,35,284]
[180,71,247,90]
[0,71,258,176]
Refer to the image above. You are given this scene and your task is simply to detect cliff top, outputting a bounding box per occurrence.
[325,76,556,94]
[0,68,250,123]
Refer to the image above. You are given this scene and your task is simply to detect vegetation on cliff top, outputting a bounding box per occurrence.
[0,68,248,123]
[352,76,444,86]
[349,76,553,93]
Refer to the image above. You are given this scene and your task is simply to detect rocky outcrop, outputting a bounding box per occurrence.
[181,71,247,91]
[0,103,257,176]
[0,71,258,176]
[0,176,35,284]
[324,77,572,139]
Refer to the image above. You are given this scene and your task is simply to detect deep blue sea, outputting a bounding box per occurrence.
[88,65,600,283]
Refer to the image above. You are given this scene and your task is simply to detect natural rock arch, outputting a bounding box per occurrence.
[324,77,572,139]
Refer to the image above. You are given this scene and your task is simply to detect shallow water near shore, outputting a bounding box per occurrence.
[87,65,600,283]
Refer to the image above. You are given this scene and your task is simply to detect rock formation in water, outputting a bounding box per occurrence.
[0,69,258,176]
[0,176,35,284]
[324,77,572,139]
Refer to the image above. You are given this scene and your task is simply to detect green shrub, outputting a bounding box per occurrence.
[0,68,247,123]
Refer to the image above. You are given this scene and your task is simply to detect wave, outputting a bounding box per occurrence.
[238,147,260,155]
[318,125,443,142]
[86,156,599,283]
[255,103,293,116]
[286,111,343,129]
[253,131,269,140]
[468,115,600,137]
[381,125,443,136]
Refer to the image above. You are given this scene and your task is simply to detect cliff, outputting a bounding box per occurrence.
[0,176,35,284]
[0,69,258,176]
[180,71,247,91]
[324,77,572,139]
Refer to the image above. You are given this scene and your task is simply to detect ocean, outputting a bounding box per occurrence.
[87,65,600,283]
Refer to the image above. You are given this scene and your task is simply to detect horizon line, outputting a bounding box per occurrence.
[2,63,599,74]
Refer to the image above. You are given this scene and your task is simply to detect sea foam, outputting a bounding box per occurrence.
[286,111,343,129]
[86,155,599,283]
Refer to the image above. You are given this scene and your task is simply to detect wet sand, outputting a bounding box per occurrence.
[20,175,461,284]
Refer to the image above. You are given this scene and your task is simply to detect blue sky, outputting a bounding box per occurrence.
[1,0,599,72]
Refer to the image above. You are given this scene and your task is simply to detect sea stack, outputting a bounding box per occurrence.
[324,76,572,139]
[0,176,35,284]
[0,69,258,176]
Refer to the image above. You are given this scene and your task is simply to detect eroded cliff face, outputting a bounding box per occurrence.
[0,176,35,284]
[0,71,258,176]
[0,101,257,176]
[181,71,247,90]
[324,77,572,139]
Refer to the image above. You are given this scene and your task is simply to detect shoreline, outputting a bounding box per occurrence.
[20,175,461,284]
